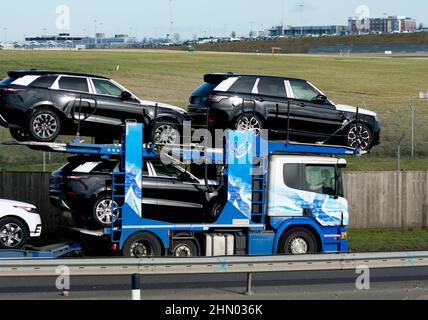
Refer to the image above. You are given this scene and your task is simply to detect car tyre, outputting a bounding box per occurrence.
[234,113,263,135]
[279,228,317,255]
[152,122,181,145]
[346,123,372,150]
[208,201,222,221]
[9,128,30,142]
[28,109,62,142]
[123,232,162,257]
[0,217,28,250]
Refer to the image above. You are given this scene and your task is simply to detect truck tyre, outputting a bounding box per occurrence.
[280,228,317,255]
[171,239,198,257]
[123,232,162,257]
[28,109,62,142]
[0,217,28,250]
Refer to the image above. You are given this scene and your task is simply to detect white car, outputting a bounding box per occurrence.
[0,199,42,249]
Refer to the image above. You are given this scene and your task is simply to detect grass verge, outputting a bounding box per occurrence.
[349,228,428,252]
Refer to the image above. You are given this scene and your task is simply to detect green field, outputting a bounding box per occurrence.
[349,228,428,252]
[0,49,427,171]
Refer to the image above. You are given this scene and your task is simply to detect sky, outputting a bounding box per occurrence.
[0,0,427,41]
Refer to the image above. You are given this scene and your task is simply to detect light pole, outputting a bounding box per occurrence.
[296,4,305,37]
[397,134,405,172]
[94,19,97,47]
[409,99,415,158]
[169,0,173,41]
[3,28,7,49]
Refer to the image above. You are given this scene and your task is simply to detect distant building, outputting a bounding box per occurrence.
[267,25,346,37]
[348,16,417,34]
[283,25,347,37]
[24,33,135,48]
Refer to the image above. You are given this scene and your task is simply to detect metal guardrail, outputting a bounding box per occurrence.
[0,251,427,277]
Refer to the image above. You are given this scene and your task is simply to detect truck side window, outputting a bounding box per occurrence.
[283,163,301,190]
[303,165,337,196]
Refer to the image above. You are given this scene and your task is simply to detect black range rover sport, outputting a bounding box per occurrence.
[189,73,381,150]
[0,70,187,144]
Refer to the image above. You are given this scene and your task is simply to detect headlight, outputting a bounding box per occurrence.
[14,206,38,213]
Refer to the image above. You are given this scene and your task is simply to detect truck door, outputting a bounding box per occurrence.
[267,156,304,217]
[300,163,345,226]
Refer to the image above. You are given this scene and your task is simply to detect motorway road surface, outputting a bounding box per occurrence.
[0,267,427,300]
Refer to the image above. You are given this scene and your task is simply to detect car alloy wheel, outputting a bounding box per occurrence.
[235,114,262,135]
[0,222,24,248]
[33,113,59,140]
[28,109,62,142]
[94,198,118,226]
[347,124,371,150]
[153,123,179,145]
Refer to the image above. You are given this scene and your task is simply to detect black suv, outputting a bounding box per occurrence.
[189,73,381,150]
[49,155,223,228]
[0,70,187,144]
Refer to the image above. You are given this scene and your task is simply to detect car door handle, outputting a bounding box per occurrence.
[255,98,264,102]
[298,103,305,107]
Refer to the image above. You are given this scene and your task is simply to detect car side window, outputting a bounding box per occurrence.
[303,165,337,196]
[289,80,320,102]
[151,162,182,178]
[228,77,256,94]
[29,76,58,88]
[59,76,89,93]
[283,163,302,189]
[92,79,123,97]
[257,78,287,98]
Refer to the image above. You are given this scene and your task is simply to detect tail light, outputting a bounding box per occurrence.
[209,95,229,103]
[1,87,27,93]
[63,175,89,180]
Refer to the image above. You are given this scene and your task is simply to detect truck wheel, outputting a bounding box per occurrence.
[0,217,28,250]
[280,228,317,255]
[123,232,162,257]
[171,239,198,257]
[28,109,61,142]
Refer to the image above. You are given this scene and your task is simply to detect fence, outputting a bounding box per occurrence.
[0,172,427,232]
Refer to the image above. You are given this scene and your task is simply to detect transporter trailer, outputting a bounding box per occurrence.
[1,122,363,258]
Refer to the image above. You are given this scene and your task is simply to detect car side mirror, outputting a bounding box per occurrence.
[312,94,328,104]
[121,91,133,101]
